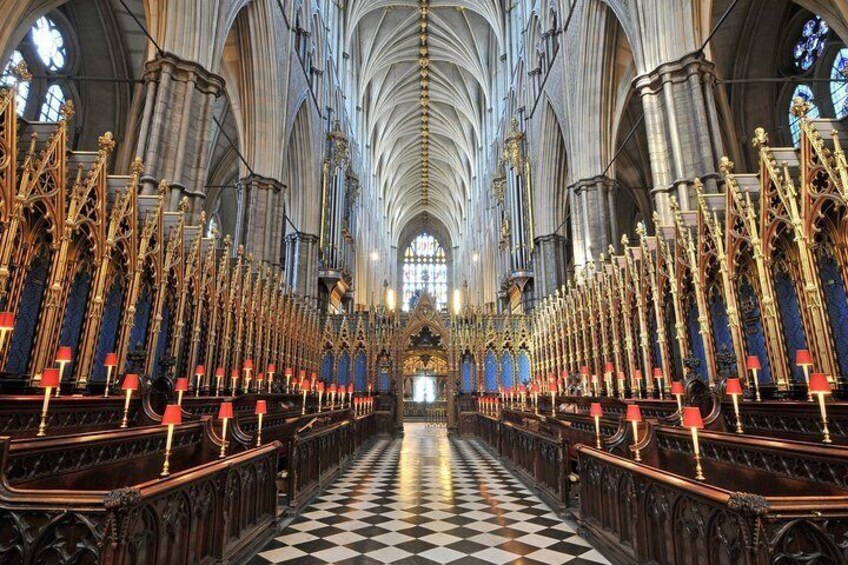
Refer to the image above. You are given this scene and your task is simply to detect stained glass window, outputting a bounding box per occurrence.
[32,16,67,71]
[40,84,65,121]
[831,48,848,119]
[788,84,819,146]
[2,51,28,116]
[794,16,829,71]
[401,232,448,311]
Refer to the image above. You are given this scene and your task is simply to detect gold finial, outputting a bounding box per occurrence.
[130,157,144,177]
[621,233,631,246]
[199,210,206,225]
[752,127,769,149]
[157,179,168,197]
[74,163,84,186]
[719,156,734,175]
[60,100,75,121]
[694,177,704,196]
[98,132,116,153]
[791,96,811,118]
[223,234,232,248]
[9,59,31,82]
[237,244,244,257]
[178,196,190,213]
[608,244,616,257]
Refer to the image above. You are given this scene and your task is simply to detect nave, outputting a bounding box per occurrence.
[253,424,608,565]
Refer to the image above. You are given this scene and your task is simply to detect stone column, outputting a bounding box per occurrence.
[533,233,569,298]
[285,232,319,302]
[569,175,616,265]
[135,52,224,217]
[240,174,286,265]
[635,53,723,219]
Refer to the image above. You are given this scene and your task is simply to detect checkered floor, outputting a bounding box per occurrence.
[251,423,609,565]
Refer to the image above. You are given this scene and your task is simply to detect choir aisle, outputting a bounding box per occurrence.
[251,424,608,565]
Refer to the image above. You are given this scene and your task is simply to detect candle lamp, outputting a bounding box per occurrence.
[36,368,60,436]
[161,404,182,477]
[560,370,568,394]
[682,406,706,480]
[300,377,308,415]
[0,311,14,352]
[810,373,833,443]
[603,362,614,396]
[55,345,72,397]
[120,374,139,428]
[243,359,254,393]
[307,370,314,392]
[230,369,239,393]
[653,368,664,400]
[255,400,267,446]
[103,352,118,398]
[218,401,234,458]
[726,378,744,433]
[194,365,205,397]
[267,364,276,393]
[549,382,557,416]
[632,369,643,399]
[354,397,360,416]
[328,383,338,408]
[590,402,603,449]
[746,355,762,402]
[626,404,643,462]
[317,381,325,412]
[174,377,188,406]
[519,383,527,410]
[671,380,685,420]
[285,367,294,392]
[796,349,814,401]
[616,372,626,398]
[347,383,354,408]
[531,382,540,414]
[580,366,590,395]
[214,367,224,396]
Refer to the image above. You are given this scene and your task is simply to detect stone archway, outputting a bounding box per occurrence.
[394,293,456,429]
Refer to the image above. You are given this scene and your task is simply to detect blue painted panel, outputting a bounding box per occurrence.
[58,270,91,378]
[7,255,50,375]
[355,350,367,391]
[129,285,152,352]
[774,270,808,384]
[94,280,124,379]
[686,299,708,381]
[378,369,390,392]
[484,350,498,392]
[321,351,334,384]
[151,301,171,378]
[709,289,733,358]
[517,350,531,385]
[819,253,848,380]
[461,354,474,392]
[738,277,771,385]
[338,351,351,386]
[500,353,514,388]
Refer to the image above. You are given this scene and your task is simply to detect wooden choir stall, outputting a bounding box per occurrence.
[459,104,848,565]
[0,83,384,564]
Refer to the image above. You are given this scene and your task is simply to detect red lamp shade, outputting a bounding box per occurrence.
[175,378,189,392]
[230,369,239,380]
[348,383,354,394]
[617,371,626,381]
[531,383,540,393]
[653,368,663,378]
[300,370,307,379]
[809,373,831,394]
[195,365,205,376]
[625,404,643,422]
[604,362,614,373]
[243,359,254,371]
[549,382,558,393]
[310,372,317,381]
[162,404,182,426]
[518,384,526,393]
[328,384,338,393]
[267,364,276,374]
[682,406,704,429]
[671,381,685,396]
[0,311,15,330]
[317,382,325,392]
[255,400,267,415]
[122,374,139,391]
[56,346,72,363]
[547,374,555,383]
[215,367,224,377]
[746,355,761,371]
[589,402,603,418]
[795,349,813,367]
[104,352,118,367]
[218,401,234,419]
[41,368,60,388]
[725,378,743,395]
[580,366,590,375]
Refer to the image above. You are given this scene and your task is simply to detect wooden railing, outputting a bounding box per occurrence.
[500,421,568,511]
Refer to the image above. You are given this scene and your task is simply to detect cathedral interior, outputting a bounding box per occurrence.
[0,0,848,564]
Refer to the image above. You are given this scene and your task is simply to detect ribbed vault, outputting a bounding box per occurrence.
[347,1,502,245]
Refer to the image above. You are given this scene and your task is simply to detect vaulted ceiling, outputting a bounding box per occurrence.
[347,0,503,244]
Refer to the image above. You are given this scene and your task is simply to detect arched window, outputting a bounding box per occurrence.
[794,15,829,71]
[2,51,29,116]
[788,84,819,146]
[1,14,70,121]
[831,48,848,119]
[401,233,447,311]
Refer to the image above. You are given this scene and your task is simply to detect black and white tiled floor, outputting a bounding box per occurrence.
[252,423,609,564]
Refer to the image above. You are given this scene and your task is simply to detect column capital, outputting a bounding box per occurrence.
[240,173,286,194]
[568,175,616,195]
[143,51,226,96]
[633,52,717,95]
